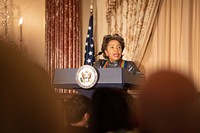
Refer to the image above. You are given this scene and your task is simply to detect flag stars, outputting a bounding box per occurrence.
[89,51,93,56]
[87,59,91,63]
[87,34,90,38]
[90,44,94,47]
[88,26,92,30]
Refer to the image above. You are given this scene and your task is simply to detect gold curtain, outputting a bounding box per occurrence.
[106,0,161,67]
[45,0,81,82]
[142,0,200,90]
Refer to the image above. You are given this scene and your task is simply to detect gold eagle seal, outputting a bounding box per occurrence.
[75,65,98,89]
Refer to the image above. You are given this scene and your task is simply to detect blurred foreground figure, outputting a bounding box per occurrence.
[89,88,139,133]
[139,70,200,133]
[0,40,61,133]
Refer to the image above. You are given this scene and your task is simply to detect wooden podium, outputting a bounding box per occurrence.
[53,68,143,97]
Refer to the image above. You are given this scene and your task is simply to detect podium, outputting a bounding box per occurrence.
[53,68,142,90]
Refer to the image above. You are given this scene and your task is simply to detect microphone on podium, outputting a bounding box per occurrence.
[92,52,102,66]
[94,51,102,57]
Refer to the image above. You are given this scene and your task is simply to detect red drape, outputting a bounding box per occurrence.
[45,0,81,83]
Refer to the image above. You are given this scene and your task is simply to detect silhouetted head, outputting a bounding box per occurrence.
[0,40,61,133]
[89,88,137,133]
[139,70,200,133]
[64,94,92,124]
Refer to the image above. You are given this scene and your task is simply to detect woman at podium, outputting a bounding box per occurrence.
[94,34,144,78]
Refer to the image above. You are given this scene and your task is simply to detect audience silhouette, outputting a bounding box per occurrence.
[64,94,92,133]
[0,40,61,133]
[138,70,200,133]
[89,88,139,133]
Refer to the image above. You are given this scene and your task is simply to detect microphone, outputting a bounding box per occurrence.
[94,52,102,57]
[92,52,102,66]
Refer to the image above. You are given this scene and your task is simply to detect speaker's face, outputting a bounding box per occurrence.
[105,40,122,62]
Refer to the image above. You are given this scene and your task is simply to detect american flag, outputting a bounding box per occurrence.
[84,15,95,65]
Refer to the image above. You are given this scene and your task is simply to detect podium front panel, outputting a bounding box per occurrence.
[53,68,140,89]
